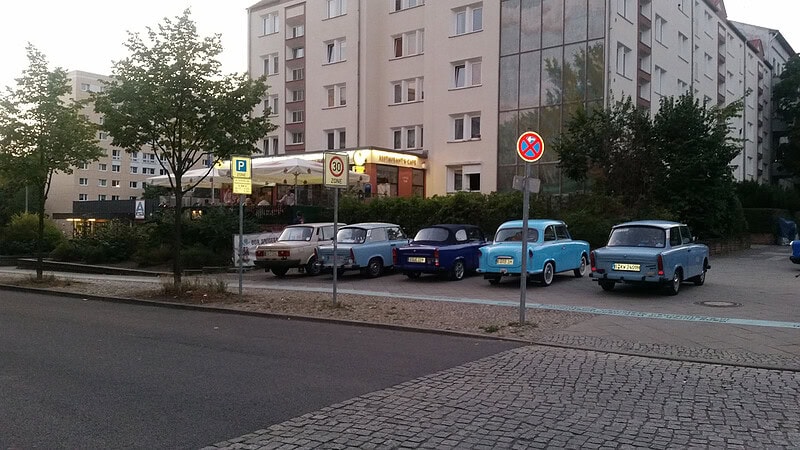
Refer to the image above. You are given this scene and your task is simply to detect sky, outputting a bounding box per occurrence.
[1,0,798,90]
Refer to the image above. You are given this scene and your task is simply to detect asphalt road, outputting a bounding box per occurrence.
[0,291,519,449]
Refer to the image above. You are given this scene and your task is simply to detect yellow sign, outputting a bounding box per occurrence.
[232,178,252,195]
[231,156,251,179]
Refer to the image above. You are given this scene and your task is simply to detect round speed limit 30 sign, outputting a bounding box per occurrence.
[324,153,349,188]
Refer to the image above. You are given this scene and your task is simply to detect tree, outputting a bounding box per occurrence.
[773,55,800,178]
[0,45,102,278]
[95,9,274,286]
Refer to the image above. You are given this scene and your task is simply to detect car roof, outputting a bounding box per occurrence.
[613,220,685,230]
[342,222,399,229]
[286,222,337,227]
[423,224,480,232]
[498,219,565,229]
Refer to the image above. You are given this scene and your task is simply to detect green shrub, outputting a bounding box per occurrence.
[133,245,173,267]
[742,208,791,234]
[0,212,65,255]
[49,241,82,262]
[180,244,228,269]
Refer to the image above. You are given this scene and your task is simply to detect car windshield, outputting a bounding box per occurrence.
[336,227,367,244]
[495,228,539,243]
[608,226,665,248]
[278,226,313,241]
[413,227,449,242]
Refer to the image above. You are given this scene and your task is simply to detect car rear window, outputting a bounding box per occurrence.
[608,226,665,248]
[278,226,313,241]
[337,227,367,244]
[495,228,539,243]
[413,227,450,242]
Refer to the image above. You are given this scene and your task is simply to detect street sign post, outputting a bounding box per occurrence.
[324,153,349,305]
[516,131,546,324]
[231,156,252,297]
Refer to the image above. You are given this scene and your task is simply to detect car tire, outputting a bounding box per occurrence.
[305,256,321,276]
[364,257,383,278]
[488,276,501,285]
[573,254,588,277]
[449,260,466,281]
[666,269,682,295]
[335,267,346,278]
[691,261,707,286]
[405,271,421,279]
[599,280,615,291]
[271,267,289,278]
[540,261,555,286]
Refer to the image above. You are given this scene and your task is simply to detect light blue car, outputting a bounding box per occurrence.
[316,222,409,278]
[477,219,590,286]
[589,220,710,295]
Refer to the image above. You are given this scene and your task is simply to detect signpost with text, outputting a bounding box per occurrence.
[515,131,545,324]
[231,156,251,296]
[324,153,349,305]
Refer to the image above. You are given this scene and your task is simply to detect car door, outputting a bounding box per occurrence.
[555,224,579,270]
[680,225,701,277]
[667,226,690,277]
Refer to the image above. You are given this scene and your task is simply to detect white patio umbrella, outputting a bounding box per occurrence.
[251,157,370,205]
[145,163,233,202]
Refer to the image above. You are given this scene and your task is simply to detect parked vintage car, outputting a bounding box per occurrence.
[790,239,800,264]
[316,222,409,278]
[589,220,710,295]
[393,224,487,281]
[477,219,590,286]
[253,222,338,277]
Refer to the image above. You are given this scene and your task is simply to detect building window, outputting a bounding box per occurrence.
[617,0,632,20]
[130,166,138,174]
[262,12,279,35]
[392,30,424,58]
[290,68,305,82]
[99,132,107,140]
[616,43,631,78]
[326,0,346,19]
[130,152,138,161]
[130,181,138,188]
[376,165,398,197]
[112,149,121,160]
[325,38,346,64]
[289,25,304,38]
[265,95,278,116]
[80,83,91,92]
[79,178,88,186]
[654,16,666,44]
[98,163,107,171]
[448,166,481,192]
[290,110,304,123]
[78,162,89,170]
[98,195,107,201]
[393,0,423,12]
[391,77,424,104]
[78,194,88,201]
[678,33,689,61]
[290,89,304,102]
[451,113,480,141]
[98,179,107,187]
[289,46,305,60]
[654,66,666,96]
[263,53,279,76]
[291,132,304,144]
[452,59,481,88]
[325,83,346,107]
[111,195,119,201]
[326,128,347,150]
[263,136,280,156]
[453,3,482,36]
[111,164,121,173]
[391,125,423,150]
[407,129,416,148]
[112,180,121,188]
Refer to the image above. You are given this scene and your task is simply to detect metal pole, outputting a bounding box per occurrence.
[238,194,244,297]
[332,187,339,305]
[519,163,531,324]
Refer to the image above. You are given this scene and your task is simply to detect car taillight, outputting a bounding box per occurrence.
[433,248,439,267]
[349,249,355,263]
[657,254,664,276]
[392,247,398,265]
[313,247,318,257]
[590,251,596,272]
[278,250,290,257]
[255,249,264,258]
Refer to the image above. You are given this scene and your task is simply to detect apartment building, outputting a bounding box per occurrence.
[245,0,794,196]
[48,71,163,232]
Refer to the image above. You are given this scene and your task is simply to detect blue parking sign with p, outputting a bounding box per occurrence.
[231,156,251,179]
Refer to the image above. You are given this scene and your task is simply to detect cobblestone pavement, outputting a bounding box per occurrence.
[204,346,800,449]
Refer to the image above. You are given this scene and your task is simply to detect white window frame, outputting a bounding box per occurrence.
[265,95,279,116]
[325,38,347,64]
[289,25,304,38]
[129,181,138,189]
[617,0,632,20]
[654,66,666,96]
[111,164,121,173]
[79,178,88,186]
[263,136,280,156]
[290,132,304,145]
[130,166,138,174]
[325,128,347,150]
[450,113,480,141]
[453,3,483,36]
[262,12,279,35]
[325,83,347,107]
[264,53,279,76]
[392,29,425,58]
[289,46,305,60]
[452,59,481,88]
[654,16,666,44]
[390,125,423,150]
[111,149,121,160]
[290,67,304,82]
[98,194,106,201]
[98,163,107,171]
[678,33,689,62]
[616,43,631,78]
[447,165,481,193]
[391,77,424,104]
[111,180,121,188]
[78,193,88,201]
[326,0,346,19]
[290,110,304,124]
[290,88,304,102]
[392,0,423,12]
[98,179,107,187]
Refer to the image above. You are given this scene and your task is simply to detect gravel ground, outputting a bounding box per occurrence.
[0,273,595,342]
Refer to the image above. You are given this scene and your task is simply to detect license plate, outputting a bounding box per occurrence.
[407,256,427,263]
[613,263,640,272]
[264,250,278,257]
[496,257,514,265]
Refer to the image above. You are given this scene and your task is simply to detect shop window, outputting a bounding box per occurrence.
[376,164,398,197]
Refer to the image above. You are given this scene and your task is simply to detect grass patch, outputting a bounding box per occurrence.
[479,324,501,333]
[158,277,230,302]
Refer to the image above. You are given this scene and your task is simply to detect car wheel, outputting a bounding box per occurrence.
[305,256,321,276]
[666,269,682,295]
[573,254,588,277]
[599,280,615,291]
[365,257,383,278]
[405,271,421,279]
[335,267,346,278]
[449,260,466,281]
[540,261,555,286]
[271,267,289,278]
[691,261,707,286]
[488,276,501,285]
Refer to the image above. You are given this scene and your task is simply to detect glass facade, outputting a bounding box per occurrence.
[498,0,605,194]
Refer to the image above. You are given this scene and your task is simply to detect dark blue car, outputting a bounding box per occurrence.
[393,224,486,281]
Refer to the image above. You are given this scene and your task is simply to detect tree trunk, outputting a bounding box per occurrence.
[172,184,183,287]
[35,184,45,281]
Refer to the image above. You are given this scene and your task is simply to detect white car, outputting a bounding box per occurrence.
[253,222,339,277]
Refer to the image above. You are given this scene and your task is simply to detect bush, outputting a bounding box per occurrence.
[49,241,82,262]
[180,243,229,269]
[133,245,173,267]
[0,212,65,255]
